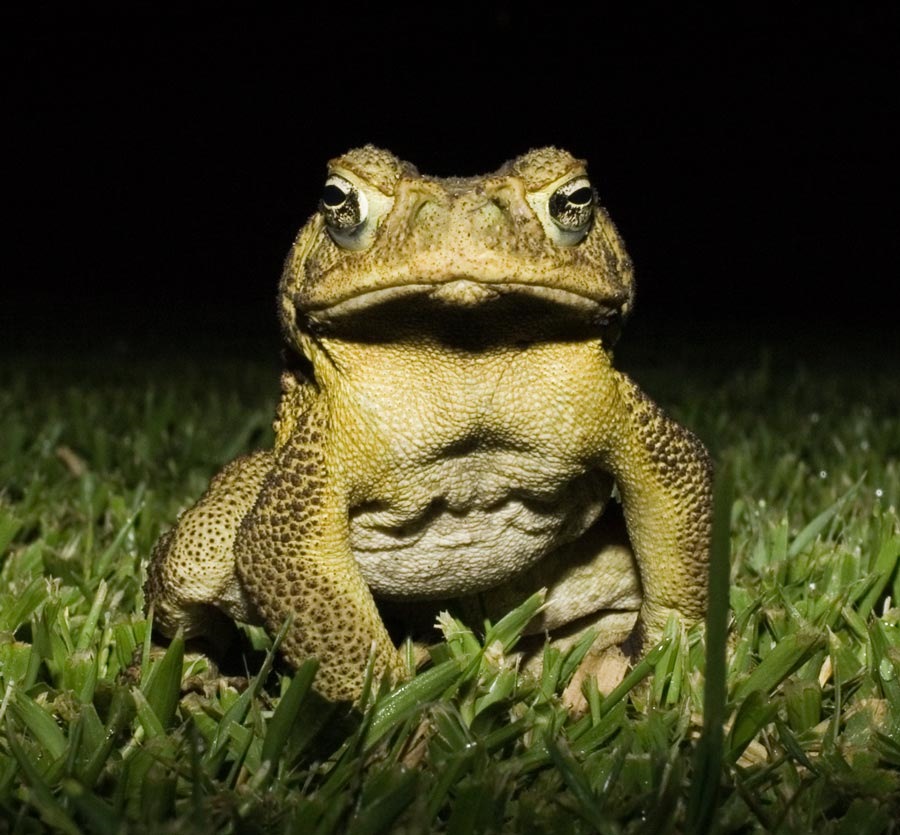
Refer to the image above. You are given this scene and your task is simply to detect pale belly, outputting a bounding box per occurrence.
[349,454,612,599]
[329,335,619,599]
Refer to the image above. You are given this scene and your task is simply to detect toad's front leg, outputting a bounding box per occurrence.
[601,372,714,647]
[233,407,406,702]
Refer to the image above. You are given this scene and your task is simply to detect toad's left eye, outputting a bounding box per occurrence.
[548,177,594,233]
[319,169,395,251]
[321,175,368,233]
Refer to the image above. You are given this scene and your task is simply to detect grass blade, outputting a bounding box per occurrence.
[5,717,80,835]
[61,779,120,835]
[75,579,108,653]
[727,689,778,762]
[346,767,419,835]
[10,688,67,763]
[364,659,464,748]
[0,507,23,555]
[482,590,545,651]
[140,631,184,729]
[597,636,672,717]
[733,628,826,702]
[857,534,900,619]
[686,460,732,834]
[260,658,318,768]
[787,482,859,559]
[545,736,616,834]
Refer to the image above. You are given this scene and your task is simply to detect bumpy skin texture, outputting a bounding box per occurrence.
[144,146,713,702]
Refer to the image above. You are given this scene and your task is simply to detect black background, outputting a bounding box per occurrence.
[6,5,899,362]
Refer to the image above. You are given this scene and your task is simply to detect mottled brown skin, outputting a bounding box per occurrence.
[144,146,713,702]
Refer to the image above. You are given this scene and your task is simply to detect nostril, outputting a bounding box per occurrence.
[469,196,505,215]
[468,198,509,235]
[408,196,441,231]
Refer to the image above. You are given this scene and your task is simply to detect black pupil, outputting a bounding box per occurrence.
[567,187,592,206]
[322,184,348,208]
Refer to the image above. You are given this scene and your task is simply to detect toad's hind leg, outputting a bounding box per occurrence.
[144,451,273,641]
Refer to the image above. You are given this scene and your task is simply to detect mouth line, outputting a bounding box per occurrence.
[304,279,614,322]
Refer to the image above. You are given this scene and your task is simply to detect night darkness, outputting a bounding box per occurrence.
[6,6,900,364]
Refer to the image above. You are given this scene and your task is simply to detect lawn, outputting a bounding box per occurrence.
[1,336,899,833]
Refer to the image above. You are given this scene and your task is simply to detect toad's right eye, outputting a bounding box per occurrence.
[321,175,367,234]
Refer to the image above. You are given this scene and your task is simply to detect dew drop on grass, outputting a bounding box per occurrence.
[875,488,884,498]
[819,470,828,479]
[878,658,896,682]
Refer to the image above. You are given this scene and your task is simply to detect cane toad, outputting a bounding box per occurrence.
[144,146,713,701]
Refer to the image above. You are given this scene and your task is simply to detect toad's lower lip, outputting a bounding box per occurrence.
[304,279,609,321]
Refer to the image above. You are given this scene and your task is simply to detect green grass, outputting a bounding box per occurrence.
[1,346,899,833]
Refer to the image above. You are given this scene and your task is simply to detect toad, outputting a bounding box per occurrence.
[144,146,713,701]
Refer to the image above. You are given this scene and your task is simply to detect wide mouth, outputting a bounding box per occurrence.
[303,279,616,325]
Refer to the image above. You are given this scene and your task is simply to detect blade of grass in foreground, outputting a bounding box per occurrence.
[546,737,618,835]
[140,631,184,730]
[259,657,319,772]
[364,658,465,748]
[732,629,825,703]
[686,460,733,834]
[6,717,80,835]
[9,688,67,764]
[203,617,290,770]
